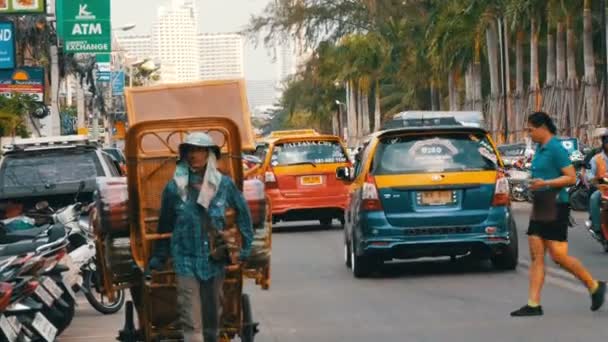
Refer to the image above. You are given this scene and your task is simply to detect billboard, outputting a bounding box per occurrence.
[0,0,46,14]
[0,22,15,69]
[0,67,44,101]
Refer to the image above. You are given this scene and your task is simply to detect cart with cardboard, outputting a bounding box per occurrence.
[92,80,271,341]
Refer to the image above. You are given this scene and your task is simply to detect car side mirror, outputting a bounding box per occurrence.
[336,166,354,182]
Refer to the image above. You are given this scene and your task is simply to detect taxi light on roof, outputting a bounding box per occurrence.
[387,111,485,130]
[267,129,320,138]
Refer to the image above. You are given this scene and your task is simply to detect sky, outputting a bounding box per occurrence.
[111,0,276,81]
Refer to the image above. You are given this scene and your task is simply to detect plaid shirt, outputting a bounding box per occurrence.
[156,174,253,280]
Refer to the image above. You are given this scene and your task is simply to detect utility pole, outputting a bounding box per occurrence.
[498,17,509,143]
[47,0,60,136]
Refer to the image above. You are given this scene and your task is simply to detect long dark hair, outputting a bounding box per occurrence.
[527,111,557,135]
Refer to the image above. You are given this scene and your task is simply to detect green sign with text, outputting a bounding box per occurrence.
[60,0,111,53]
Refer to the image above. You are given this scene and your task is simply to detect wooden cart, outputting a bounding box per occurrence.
[93,80,271,341]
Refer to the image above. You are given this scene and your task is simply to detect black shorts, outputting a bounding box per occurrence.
[527,203,570,242]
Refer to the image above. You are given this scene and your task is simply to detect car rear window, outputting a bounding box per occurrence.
[498,146,525,157]
[0,150,103,190]
[104,148,126,164]
[372,132,498,175]
[271,140,348,166]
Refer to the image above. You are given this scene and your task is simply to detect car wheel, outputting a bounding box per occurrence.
[344,237,352,268]
[491,219,519,270]
[351,238,374,278]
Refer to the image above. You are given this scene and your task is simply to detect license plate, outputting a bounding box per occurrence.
[34,285,54,307]
[42,278,63,299]
[0,315,19,342]
[300,175,322,186]
[420,191,454,206]
[31,313,56,342]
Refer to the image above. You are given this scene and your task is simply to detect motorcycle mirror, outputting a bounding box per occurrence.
[35,201,49,211]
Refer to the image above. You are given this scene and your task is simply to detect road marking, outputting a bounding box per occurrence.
[518,258,588,295]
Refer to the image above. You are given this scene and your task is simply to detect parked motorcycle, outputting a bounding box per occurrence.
[0,225,76,341]
[586,177,608,252]
[29,183,125,315]
[568,158,592,211]
[505,157,532,202]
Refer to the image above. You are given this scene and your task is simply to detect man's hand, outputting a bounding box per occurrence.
[529,178,546,191]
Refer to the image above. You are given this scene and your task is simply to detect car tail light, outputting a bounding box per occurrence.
[492,172,510,206]
[264,171,278,189]
[361,174,383,211]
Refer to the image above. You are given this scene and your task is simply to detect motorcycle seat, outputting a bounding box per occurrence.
[0,226,66,258]
[4,225,51,241]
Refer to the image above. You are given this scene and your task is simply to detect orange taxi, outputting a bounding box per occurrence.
[259,133,351,227]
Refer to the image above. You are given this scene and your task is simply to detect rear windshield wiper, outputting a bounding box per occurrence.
[285,161,317,168]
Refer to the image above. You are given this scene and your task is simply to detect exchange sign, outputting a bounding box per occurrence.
[60,0,111,53]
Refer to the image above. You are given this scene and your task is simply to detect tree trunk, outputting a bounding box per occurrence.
[546,31,556,86]
[516,31,524,94]
[486,20,500,135]
[530,18,541,111]
[486,21,500,97]
[472,62,483,111]
[565,15,579,135]
[556,22,566,84]
[583,3,596,81]
[502,19,512,142]
[566,17,578,82]
[430,83,437,111]
[357,82,363,140]
[361,84,370,136]
[346,81,356,145]
[76,78,86,130]
[465,64,473,108]
[448,69,460,110]
[583,0,599,135]
[373,80,381,132]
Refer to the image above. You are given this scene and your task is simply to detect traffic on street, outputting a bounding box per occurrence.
[60,205,608,341]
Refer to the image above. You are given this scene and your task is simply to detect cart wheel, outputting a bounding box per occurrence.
[241,294,258,342]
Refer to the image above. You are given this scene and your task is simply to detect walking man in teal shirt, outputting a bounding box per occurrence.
[511,112,605,317]
[148,132,253,342]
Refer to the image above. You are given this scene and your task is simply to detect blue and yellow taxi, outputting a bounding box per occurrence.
[337,111,518,277]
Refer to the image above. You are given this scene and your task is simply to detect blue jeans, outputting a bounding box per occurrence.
[590,190,601,232]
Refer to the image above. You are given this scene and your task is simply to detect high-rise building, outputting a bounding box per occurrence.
[276,39,296,84]
[115,35,153,61]
[199,33,244,80]
[153,0,201,83]
[247,80,279,109]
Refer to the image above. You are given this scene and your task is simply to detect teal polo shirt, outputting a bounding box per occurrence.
[530,136,573,203]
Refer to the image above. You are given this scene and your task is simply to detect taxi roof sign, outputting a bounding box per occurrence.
[385,111,485,130]
[267,129,320,138]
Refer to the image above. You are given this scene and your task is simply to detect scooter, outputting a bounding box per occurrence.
[587,177,608,252]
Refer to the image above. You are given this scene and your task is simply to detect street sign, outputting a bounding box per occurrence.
[0,0,46,14]
[0,67,44,101]
[96,53,111,82]
[111,71,125,94]
[60,0,111,53]
[0,22,15,69]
